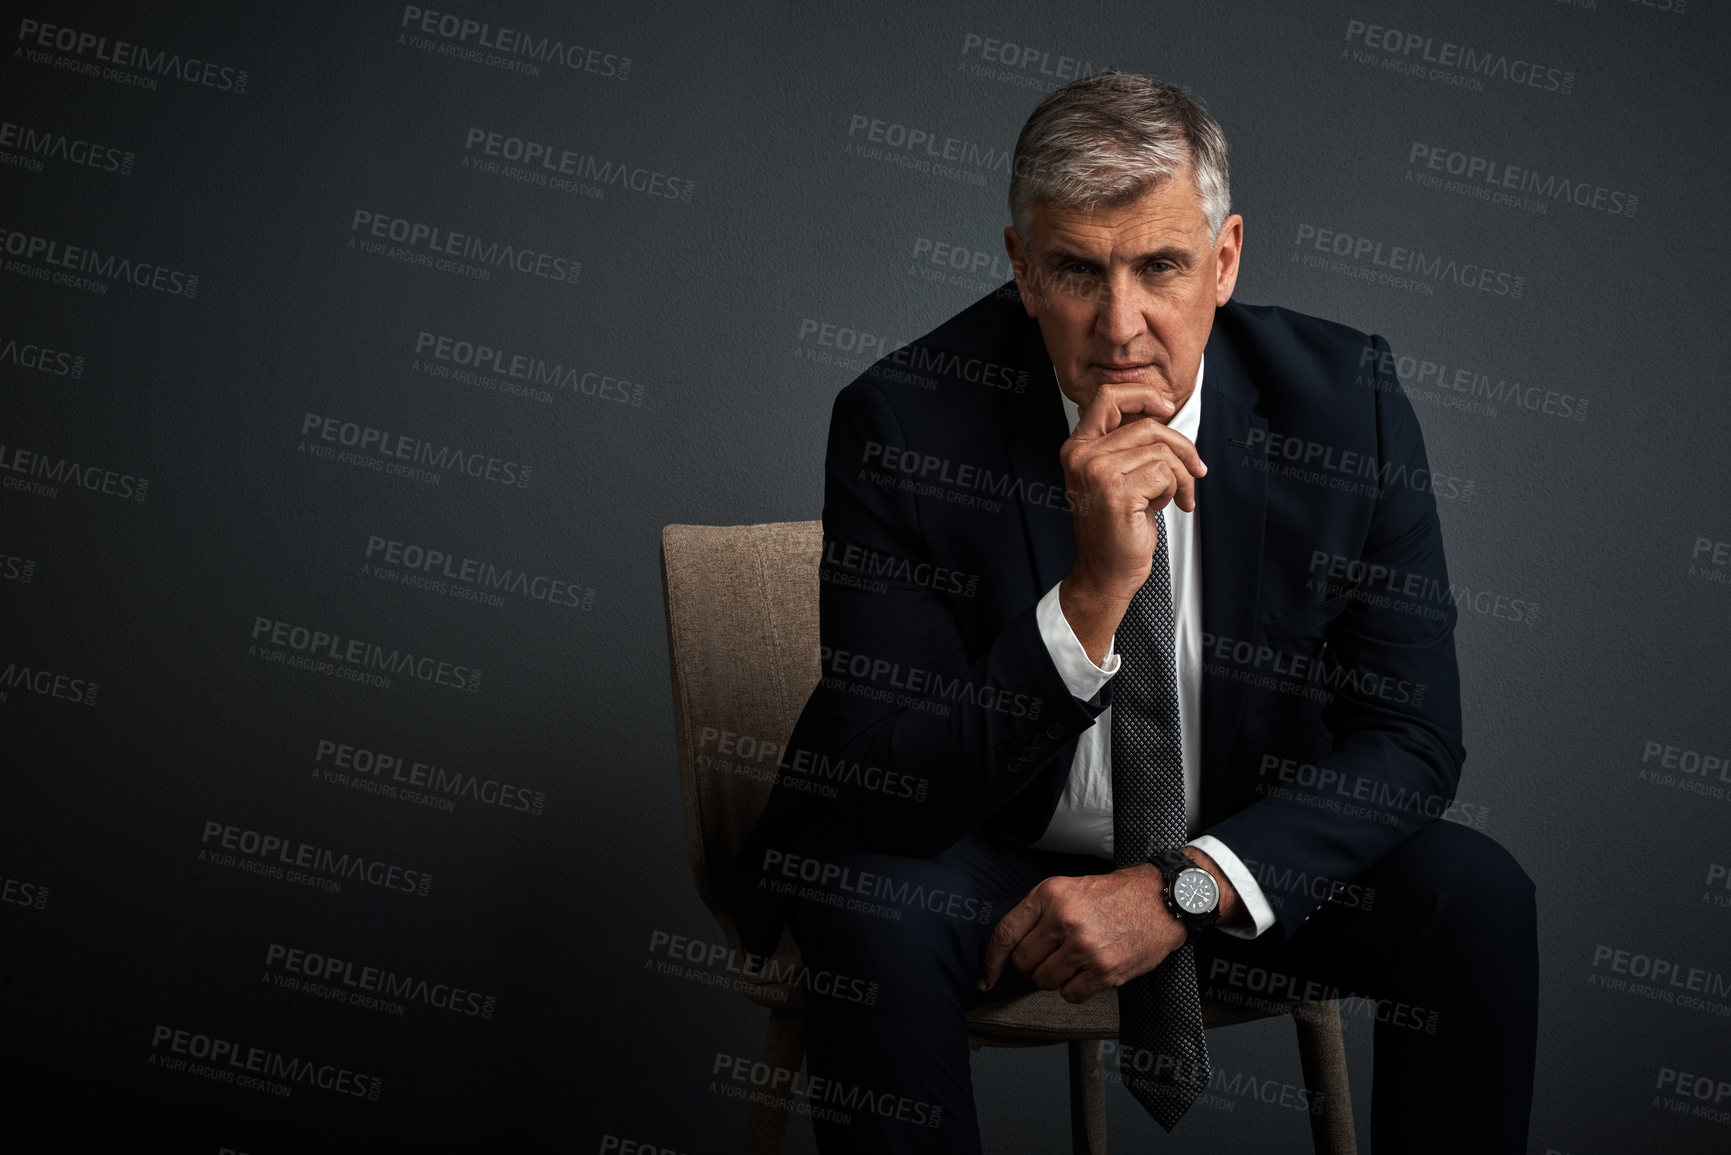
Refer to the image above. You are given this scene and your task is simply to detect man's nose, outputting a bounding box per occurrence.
[1094,280,1146,348]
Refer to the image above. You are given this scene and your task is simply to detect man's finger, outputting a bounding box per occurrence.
[1173,467,1197,513]
[1076,382,1176,439]
[977,892,1045,991]
[1096,457,1187,518]
[1029,939,1092,993]
[1136,459,1197,514]
[1078,387,1174,439]
[1083,441,1207,504]
[1059,965,1108,1005]
[1091,418,1207,478]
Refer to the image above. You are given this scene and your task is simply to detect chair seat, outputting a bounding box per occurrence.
[968,987,1119,1043]
[741,970,1299,1043]
[964,986,1300,1046]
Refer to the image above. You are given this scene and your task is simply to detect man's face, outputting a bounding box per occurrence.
[1004,165,1242,419]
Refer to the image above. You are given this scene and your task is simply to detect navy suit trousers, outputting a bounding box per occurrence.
[784,819,1537,1153]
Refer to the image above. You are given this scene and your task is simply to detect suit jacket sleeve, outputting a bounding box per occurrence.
[1200,333,1467,944]
[790,377,1107,858]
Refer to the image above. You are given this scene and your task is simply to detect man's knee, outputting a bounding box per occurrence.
[1396,820,1536,938]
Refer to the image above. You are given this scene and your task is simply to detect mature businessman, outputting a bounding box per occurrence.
[731,72,1537,1153]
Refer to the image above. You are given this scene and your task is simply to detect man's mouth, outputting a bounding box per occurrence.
[1091,362,1158,384]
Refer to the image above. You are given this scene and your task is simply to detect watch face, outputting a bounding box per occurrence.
[1173,868,1219,915]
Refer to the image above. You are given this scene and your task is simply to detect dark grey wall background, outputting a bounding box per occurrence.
[3,1,1728,1151]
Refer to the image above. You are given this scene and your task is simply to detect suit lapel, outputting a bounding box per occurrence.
[998,326,1074,599]
[1197,321,1267,823]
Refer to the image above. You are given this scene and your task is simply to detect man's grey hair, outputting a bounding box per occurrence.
[1009,71,1231,243]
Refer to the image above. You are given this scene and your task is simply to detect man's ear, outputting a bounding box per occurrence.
[1003,225,1039,318]
[1214,214,1244,308]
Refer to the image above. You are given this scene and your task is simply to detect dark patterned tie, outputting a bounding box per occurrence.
[1110,507,1209,1130]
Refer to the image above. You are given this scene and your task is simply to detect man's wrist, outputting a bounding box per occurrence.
[1058,572,1130,667]
[1035,582,1117,701]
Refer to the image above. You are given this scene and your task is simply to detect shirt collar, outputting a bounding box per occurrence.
[1056,353,1205,442]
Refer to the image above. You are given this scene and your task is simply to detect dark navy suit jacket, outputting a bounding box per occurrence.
[730,284,1465,960]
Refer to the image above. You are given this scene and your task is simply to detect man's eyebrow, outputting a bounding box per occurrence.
[1041,246,1099,269]
[1040,245,1196,269]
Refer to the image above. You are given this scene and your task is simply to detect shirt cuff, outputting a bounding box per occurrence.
[1185,835,1276,940]
[1035,580,1118,703]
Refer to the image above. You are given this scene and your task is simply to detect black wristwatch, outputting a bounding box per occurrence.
[1152,848,1221,938]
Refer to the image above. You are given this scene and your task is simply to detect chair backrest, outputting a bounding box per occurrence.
[659,521,823,930]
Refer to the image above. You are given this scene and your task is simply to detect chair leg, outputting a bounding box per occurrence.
[1067,1038,1108,1155]
[1292,1000,1358,1155]
[741,1008,807,1155]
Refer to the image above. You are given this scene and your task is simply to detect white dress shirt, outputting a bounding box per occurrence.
[1030,354,1276,940]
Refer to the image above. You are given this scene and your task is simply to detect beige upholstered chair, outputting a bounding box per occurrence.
[659,520,1358,1154]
